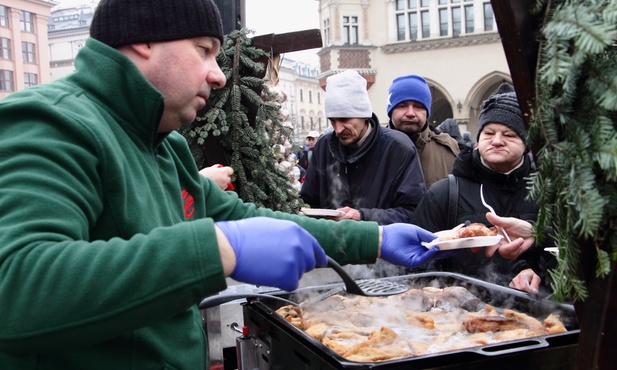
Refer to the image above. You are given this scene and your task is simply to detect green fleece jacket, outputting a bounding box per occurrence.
[0,38,379,369]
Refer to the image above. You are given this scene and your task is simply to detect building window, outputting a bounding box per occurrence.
[451,7,461,37]
[309,90,313,103]
[484,2,494,31]
[395,1,430,41]
[301,116,305,130]
[421,11,430,38]
[22,42,35,64]
[439,8,449,37]
[343,16,358,45]
[323,18,330,46]
[465,5,474,33]
[0,69,14,92]
[408,12,418,40]
[24,72,38,88]
[317,92,321,105]
[397,13,406,41]
[300,89,304,102]
[0,6,8,28]
[434,0,475,38]
[20,11,34,33]
[0,38,10,60]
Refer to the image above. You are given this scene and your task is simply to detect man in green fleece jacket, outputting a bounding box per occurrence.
[0,0,450,369]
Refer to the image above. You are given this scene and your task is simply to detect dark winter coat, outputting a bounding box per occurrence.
[412,148,556,291]
[297,147,312,171]
[388,122,460,187]
[300,114,426,225]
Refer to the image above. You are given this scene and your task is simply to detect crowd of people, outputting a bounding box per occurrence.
[297,75,556,296]
[0,0,556,367]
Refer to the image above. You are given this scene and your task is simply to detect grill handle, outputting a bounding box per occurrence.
[476,337,549,356]
[199,293,297,309]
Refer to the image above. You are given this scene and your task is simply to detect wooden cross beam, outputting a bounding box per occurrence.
[251,29,322,60]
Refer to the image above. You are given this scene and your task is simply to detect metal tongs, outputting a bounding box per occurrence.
[480,184,512,243]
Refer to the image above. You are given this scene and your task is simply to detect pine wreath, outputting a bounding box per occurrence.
[179,28,303,213]
[528,0,617,302]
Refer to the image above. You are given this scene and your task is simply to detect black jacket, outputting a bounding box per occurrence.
[300,114,426,225]
[412,148,556,291]
[297,148,312,171]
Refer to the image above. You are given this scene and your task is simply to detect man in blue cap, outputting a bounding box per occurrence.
[387,74,461,186]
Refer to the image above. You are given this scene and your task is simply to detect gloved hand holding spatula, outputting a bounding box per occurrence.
[215,217,328,291]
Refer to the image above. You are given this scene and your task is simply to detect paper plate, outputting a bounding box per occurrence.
[422,235,503,250]
[300,208,345,217]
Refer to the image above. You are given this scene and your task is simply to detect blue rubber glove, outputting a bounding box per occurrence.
[216,217,327,291]
[380,223,458,269]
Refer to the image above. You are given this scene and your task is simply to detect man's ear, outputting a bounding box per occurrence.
[128,43,152,59]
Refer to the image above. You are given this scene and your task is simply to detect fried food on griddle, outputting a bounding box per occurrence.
[461,314,524,333]
[275,305,305,329]
[544,313,567,334]
[503,308,545,331]
[342,326,415,362]
[305,322,330,341]
[275,286,569,363]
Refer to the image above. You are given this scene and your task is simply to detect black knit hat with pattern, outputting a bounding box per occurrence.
[90,0,224,48]
[477,83,526,140]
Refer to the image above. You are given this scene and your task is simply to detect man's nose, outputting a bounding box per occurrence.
[209,65,227,89]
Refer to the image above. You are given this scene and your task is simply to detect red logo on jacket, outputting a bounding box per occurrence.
[182,190,195,219]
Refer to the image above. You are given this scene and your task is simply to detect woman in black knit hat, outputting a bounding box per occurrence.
[412,83,557,296]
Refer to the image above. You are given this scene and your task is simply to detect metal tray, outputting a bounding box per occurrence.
[242,272,579,370]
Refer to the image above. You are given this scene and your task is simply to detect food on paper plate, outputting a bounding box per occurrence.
[437,223,498,242]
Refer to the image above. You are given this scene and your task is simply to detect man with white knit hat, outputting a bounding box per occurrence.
[301,70,426,224]
[387,74,461,186]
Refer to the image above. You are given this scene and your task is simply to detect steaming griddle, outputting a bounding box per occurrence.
[242,272,578,369]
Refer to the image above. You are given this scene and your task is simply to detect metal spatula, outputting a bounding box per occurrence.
[326,256,408,296]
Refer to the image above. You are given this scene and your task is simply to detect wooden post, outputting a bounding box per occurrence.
[490,0,541,151]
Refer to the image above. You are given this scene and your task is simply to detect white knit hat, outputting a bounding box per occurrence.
[324,70,373,118]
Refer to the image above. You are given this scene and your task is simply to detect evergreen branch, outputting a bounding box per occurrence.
[179,28,303,212]
[530,0,617,302]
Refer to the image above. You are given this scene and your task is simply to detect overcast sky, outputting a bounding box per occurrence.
[53,0,321,65]
[244,0,320,65]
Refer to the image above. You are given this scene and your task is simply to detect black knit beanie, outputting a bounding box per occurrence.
[477,83,525,140]
[90,0,224,48]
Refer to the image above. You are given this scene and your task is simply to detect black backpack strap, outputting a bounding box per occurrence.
[447,174,458,227]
